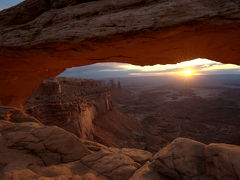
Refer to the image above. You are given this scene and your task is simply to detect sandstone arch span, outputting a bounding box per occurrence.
[0,0,240,107]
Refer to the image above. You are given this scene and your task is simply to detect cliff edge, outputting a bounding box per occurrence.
[25,77,143,148]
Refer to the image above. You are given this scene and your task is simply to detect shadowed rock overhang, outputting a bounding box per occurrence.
[0,0,240,107]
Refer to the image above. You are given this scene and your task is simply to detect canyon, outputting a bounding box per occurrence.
[111,76,240,152]
[0,76,239,179]
[25,77,142,148]
[24,76,240,153]
[1,0,240,179]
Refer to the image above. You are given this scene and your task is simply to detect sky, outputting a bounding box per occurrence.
[0,0,23,10]
[59,58,240,79]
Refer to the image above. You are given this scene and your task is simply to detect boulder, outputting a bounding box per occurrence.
[0,120,90,166]
[151,138,207,180]
[150,137,240,180]
[205,143,240,180]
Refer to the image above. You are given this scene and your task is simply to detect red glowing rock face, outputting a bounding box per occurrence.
[0,0,240,107]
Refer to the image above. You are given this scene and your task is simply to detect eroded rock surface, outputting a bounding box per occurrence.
[0,120,90,166]
[151,138,240,180]
[0,120,149,180]
[0,120,240,180]
[26,77,112,139]
[205,143,240,180]
[1,0,240,47]
[0,106,40,123]
[130,161,169,180]
[151,138,206,179]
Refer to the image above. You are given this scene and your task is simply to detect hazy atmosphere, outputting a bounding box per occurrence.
[59,58,240,79]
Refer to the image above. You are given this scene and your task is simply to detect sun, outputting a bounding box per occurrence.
[181,69,193,76]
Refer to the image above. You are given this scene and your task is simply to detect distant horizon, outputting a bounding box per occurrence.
[59,58,240,80]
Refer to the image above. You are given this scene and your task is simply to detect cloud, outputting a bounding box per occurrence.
[0,5,6,10]
[58,58,240,79]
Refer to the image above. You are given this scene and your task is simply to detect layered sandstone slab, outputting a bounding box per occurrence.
[1,0,240,48]
[0,0,240,107]
[0,120,152,180]
[1,120,240,180]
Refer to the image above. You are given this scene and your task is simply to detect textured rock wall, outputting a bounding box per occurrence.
[25,77,142,148]
[25,77,112,139]
[1,0,240,47]
[0,0,240,107]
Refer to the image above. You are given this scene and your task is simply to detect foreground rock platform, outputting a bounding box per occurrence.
[0,119,240,180]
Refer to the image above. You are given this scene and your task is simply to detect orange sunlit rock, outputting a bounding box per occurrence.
[0,0,240,107]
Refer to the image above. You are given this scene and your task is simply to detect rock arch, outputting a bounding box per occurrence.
[0,0,240,107]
